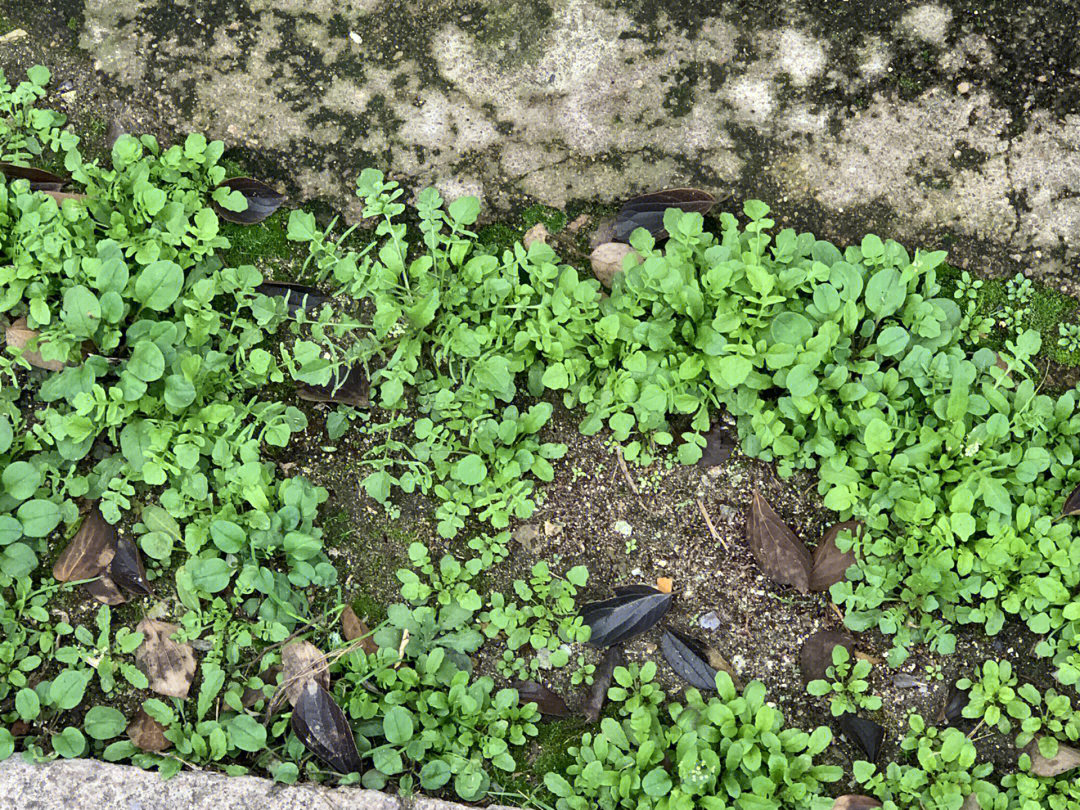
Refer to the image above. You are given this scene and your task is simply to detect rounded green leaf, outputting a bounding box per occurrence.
[453,454,487,487]
[134,260,184,311]
[128,340,166,382]
[228,714,266,752]
[383,705,415,745]
[186,558,232,593]
[209,520,245,554]
[139,531,174,560]
[17,499,61,538]
[15,687,40,721]
[53,726,86,758]
[61,285,101,338]
[48,669,90,711]
[876,325,910,357]
[3,461,42,501]
[84,706,127,740]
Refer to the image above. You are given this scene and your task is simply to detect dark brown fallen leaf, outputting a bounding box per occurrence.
[810,522,862,592]
[6,317,66,372]
[699,423,736,467]
[832,796,883,810]
[941,680,970,726]
[660,628,720,691]
[84,573,127,605]
[280,639,330,707]
[53,506,117,582]
[110,534,151,596]
[292,680,363,774]
[135,619,197,699]
[42,191,86,206]
[127,708,171,752]
[800,630,857,683]
[511,681,570,718]
[9,720,30,737]
[584,645,624,723]
[1024,738,1080,777]
[341,606,378,655]
[579,585,672,648]
[706,648,742,689]
[254,281,331,317]
[241,684,268,708]
[0,162,66,191]
[614,188,717,242]
[747,489,812,593]
[216,177,286,225]
[839,712,885,762]
[297,364,369,408]
[1061,481,1080,517]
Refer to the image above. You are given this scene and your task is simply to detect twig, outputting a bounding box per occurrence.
[615,446,638,496]
[697,499,731,552]
[395,628,410,669]
[165,752,203,771]
[830,602,846,624]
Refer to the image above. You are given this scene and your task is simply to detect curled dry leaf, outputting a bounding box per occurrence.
[135,619,197,699]
[839,712,885,762]
[522,222,549,247]
[298,364,369,407]
[579,585,672,648]
[800,630,857,683]
[341,605,378,655]
[85,573,126,605]
[42,191,86,206]
[53,506,117,582]
[512,681,570,718]
[660,628,719,691]
[1061,481,1080,517]
[292,680,363,774]
[0,162,67,191]
[215,177,286,224]
[1024,738,1080,777]
[809,521,862,592]
[280,639,330,707]
[584,645,624,723]
[832,796,883,810]
[110,534,151,596]
[127,708,171,752]
[747,489,812,593]
[6,317,66,371]
[614,188,717,242]
[590,242,641,289]
[254,281,331,317]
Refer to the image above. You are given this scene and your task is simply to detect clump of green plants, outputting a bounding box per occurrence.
[806,644,882,716]
[1058,322,1080,354]
[545,663,842,810]
[479,560,590,679]
[854,713,997,810]
[957,659,1021,734]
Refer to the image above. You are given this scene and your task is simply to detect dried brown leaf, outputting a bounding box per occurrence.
[135,619,197,699]
[84,574,126,605]
[1061,481,1080,517]
[280,639,330,707]
[1024,738,1080,777]
[0,162,66,191]
[127,708,171,752]
[42,191,86,206]
[800,630,857,683]
[699,423,736,467]
[341,606,378,655]
[832,796,883,810]
[706,648,742,689]
[292,680,363,774]
[53,506,117,582]
[110,534,151,596]
[747,489,812,593]
[584,645,624,723]
[656,577,673,594]
[810,521,862,591]
[615,188,717,242]
[6,317,66,371]
[512,681,570,718]
[215,177,286,224]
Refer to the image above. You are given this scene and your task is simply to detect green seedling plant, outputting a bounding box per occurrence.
[1058,322,1080,354]
[957,659,1021,734]
[806,645,882,716]
[479,560,590,678]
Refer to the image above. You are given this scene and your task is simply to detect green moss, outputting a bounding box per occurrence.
[521,203,567,234]
[499,715,587,802]
[478,222,523,254]
[219,210,305,275]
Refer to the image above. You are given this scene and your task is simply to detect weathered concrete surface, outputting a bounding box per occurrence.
[3,0,1080,283]
[0,757,522,810]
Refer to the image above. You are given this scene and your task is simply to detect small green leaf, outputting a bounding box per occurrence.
[84,706,128,740]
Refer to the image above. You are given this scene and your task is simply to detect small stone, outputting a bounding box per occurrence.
[523,222,549,247]
[590,242,642,289]
[60,91,77,103]
[643,642,657,654]
[956,81,971,94]
[715,504,739,522]
[566,213,590,233]
[534,648,552,669]
[348,31,362,44]
[893,673,924,689]
[543,520,563,537]
[699,611,721,631]
[613,520,632,536]
[0,28,27,43]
